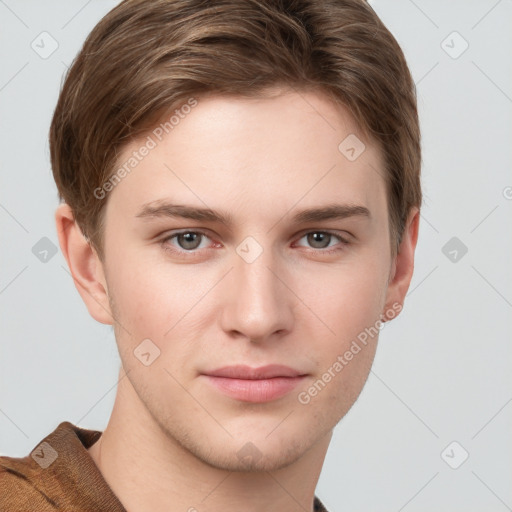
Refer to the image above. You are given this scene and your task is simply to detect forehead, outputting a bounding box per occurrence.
[104,90,386,226]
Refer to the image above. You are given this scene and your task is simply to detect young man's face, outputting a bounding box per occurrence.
[80,89,415,471]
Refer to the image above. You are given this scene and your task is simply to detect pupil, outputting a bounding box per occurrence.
[309,232,328,248]
[180,232,199,249]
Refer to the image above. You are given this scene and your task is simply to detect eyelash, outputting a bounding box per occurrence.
[160,229,350,257]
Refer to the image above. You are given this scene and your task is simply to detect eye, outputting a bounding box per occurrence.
[161,230,213,254]
[294,231,350,254]
[160,229,350,257]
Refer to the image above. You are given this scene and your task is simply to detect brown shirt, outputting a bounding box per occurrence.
[0,421,329,511]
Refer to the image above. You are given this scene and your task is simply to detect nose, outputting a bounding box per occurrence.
[219,243,294,342]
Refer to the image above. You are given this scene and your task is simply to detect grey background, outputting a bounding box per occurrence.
[1,1,511,511]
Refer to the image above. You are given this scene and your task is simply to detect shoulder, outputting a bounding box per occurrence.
[0,420,97,511]
[0,421,117,512]
[0,454,59,511]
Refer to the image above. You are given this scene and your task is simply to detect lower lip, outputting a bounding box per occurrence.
[202,375,306,403]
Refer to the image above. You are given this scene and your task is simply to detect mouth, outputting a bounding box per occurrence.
[200,364,308,403]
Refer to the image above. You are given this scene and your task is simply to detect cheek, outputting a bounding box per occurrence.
[313,259,387,336]
[308,276,383,415]
[108,262,176,340]
[305,255,387,397]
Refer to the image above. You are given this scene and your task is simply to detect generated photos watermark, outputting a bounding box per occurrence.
[297,301,402,405]
[94,97,198,200]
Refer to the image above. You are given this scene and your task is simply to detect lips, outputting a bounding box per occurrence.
[200,364,308,403]
[203,364,305,379]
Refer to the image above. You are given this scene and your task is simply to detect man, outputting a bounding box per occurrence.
[0,0,421,510]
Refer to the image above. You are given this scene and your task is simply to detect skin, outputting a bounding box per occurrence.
[56,88,419,512]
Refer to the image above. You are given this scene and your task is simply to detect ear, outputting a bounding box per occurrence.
[55,203,114,325]
[381,207,420,321]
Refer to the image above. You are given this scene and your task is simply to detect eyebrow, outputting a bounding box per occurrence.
[135,200,371,226]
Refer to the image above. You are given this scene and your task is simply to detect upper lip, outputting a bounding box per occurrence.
[203,364,305,380]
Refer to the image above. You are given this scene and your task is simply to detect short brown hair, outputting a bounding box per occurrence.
[50,0,422,261]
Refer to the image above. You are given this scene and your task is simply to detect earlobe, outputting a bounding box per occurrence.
[381,207,420,322]
[55,203,114,325]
